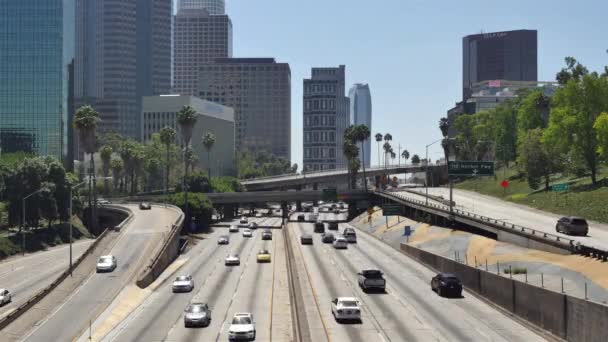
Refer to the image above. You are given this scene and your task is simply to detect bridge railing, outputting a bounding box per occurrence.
[376,190,608,260]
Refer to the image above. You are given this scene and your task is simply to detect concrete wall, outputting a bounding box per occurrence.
[400,243,608,341]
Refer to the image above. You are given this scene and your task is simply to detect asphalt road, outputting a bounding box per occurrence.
[21,205,180,342]
[287,218,546,342]
[0,240,93,319]
[98,222,292,342]
[402,187,608,250]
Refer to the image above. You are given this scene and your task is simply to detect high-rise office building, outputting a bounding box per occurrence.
[198,58,291,160]
[173,9,232,96]
[348,84,372,168]
[303,65,350,172]
[462,29,537,100]
[75,0,171,143]
[0,0,75,166]
[177,0,225,14]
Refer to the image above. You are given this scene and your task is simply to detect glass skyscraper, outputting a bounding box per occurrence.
[349,84,372,168]
[178,0,225,14]
[0,0,75,164]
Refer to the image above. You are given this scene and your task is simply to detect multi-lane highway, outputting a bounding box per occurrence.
[21,204,180,342]
[0,240,93,319]
[401,187,608,249]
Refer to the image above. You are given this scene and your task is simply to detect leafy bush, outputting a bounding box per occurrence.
[210,176,242,193]
[167,192,213,228]
[503,267,527,275]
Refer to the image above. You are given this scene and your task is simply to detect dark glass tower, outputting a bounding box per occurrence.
[0,0,75,165]
[462,29,537,100]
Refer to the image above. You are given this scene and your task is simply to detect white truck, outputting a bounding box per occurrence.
[357,269,386,292]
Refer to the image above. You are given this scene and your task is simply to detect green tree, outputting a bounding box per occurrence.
[39,184,58,229]
[594,112,608,161]
[177,106,198,226]
[556,57,589,85]
[351,125,371,189]
[119,140,137,195]
[159,126,176,194]
[375,133,383,166]
[202,131,216,178]
[411,154,421,164]
[110,159,123,192]
[74,105,100,230]
[544,73,608,184]
[518,129,557,190]
[401,150,410,163]
[382,142,392,167]
[99,145,113,195]
[343,140,360,189]
[517,90,550,136]
[167,192,213,230]
[46,158,71,221]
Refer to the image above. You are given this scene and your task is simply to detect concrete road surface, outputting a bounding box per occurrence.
[0,240,93,319]
[287,219,546,341]
[21,204,180,342]
[97,225,293,342]
[402,188,608,250]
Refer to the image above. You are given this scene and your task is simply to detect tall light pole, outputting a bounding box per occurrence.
[22,189,45,255]
[425,139,443,206]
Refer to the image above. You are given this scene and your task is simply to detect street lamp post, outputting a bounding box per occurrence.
[425,139,443,206]
[22,189,45,255]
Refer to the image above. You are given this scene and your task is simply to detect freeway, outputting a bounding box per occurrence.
[403,187,608,250]
[0,240,93,319]
[21,204,180,342]
[287,218,546,341]
[96,216,292,342]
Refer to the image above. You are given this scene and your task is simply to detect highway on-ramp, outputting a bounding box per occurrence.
[21,204,180,342]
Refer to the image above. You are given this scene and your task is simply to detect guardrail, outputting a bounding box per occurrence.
[0,206,133,331]
[375,190,608,260]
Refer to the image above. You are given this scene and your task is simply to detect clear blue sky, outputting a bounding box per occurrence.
[219,0,607,167]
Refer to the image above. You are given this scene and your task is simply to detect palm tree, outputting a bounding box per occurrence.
[343,140,359,189]
[119,140,136,195]
[382,142,392,168]
[390,151,396,165]
[177,106,198,229]
[375,133,383,166]
[352,125,371,190]
[110,159,123,192]
[159,126,176,195]
[74,105,100,232]
[401,150,410,164]
[202,131,216,178]
[99,145,113,195]
[439,117,450,165]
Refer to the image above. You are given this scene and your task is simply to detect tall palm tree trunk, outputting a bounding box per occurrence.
[361,142,368,190]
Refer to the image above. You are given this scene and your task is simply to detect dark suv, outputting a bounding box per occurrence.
[328,222,339,230]
[297,214,305,222]
[431,273,462,298]
[556,217,589,236]
[314,222,325,233]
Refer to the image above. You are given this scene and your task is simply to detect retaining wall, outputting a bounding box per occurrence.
[136,206,184,288]
[400,243,608,341]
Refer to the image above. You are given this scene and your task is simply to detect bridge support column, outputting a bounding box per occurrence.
[347,201,357,221]
[313,183,318,190]
[223,204,236,219]
[296,200,302,212]
[295,184,302,191]
[281,202,288,224]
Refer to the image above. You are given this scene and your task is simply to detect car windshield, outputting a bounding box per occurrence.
[176,276,190,281]
[340,300,357,307]
[259,250,269,254]
[362,270,382,278]
[187,305,205,313]
[444,276,460,283]
[99,257,112,263]
[572,219,587,225]
[232,316,251,324]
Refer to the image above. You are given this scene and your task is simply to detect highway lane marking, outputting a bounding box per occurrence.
[290,222,332,342]
[269,226,278,341]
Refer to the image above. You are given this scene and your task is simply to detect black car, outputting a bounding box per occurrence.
[321,232,335,243]
[139,202,151,210]
[431,273,463,298]
[556,217,589,236]
[314,222,325,233]
[300,234,313,245]
[297,214,305,222]
[328,222,339,230]
[261,230,273,240]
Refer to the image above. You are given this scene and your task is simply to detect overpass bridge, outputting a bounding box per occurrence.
[240,164,444,191]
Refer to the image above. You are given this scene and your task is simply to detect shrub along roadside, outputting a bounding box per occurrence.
[167,192,213,231]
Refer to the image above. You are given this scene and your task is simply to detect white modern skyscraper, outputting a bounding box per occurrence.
[349,83,372,167]
[177,0,225,14]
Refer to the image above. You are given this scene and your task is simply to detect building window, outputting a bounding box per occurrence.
[329,100,335,109]
[329,148,336,158]
[330,131,335,142]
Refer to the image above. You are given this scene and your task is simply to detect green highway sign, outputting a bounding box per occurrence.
[448,161,495,176]
[322,188,338,201]
[382,204,401,216]
[551,183,570,192]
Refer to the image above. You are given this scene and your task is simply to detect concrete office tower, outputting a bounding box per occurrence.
[348,84,372,168]
[173,9,232,96]
[198,58,291,160]
[0,0,75,166]
[303,65,350,172]
[462,29,537,100]
[142,95,235,176]
[178,0,225,14]
[75,0,171,143]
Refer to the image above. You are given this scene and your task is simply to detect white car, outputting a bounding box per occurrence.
[239,217,248,224]
[255,212,263,218]
[331,297,361,322]
[333,236,348,249]
[229,225,239,233]
[0,289,11,305]
[225,254,240,266]
[96,255,117,273]
[228,313,256,340]
[172,275,194,293]
[248,222,258,229]
[242,228,253,238]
